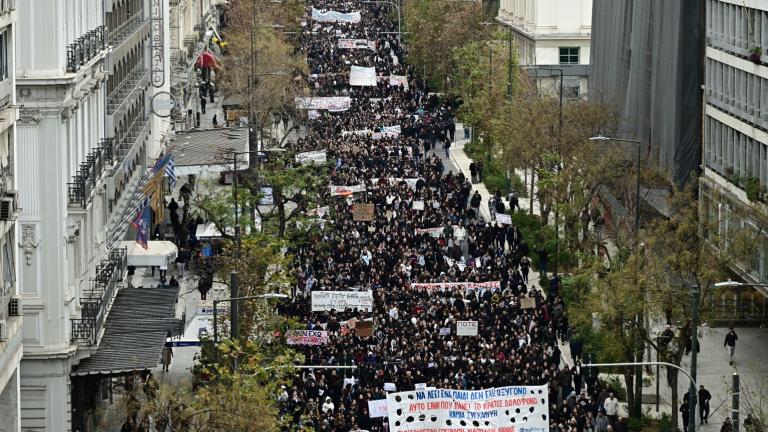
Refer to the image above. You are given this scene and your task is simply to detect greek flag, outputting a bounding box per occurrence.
[165,156,177,189]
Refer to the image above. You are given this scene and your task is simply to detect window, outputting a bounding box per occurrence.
[0,30,7,81]
[559,47,579,65]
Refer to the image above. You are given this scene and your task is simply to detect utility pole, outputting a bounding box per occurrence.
[733,373,740,432]
[688,285,700,432]
[507,27,513,99]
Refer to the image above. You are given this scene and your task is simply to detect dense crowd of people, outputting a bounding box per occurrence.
[272,2,631,431]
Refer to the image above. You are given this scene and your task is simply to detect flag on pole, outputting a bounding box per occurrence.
[131,198,151,250]
[144,153,172,221]
[165,156,177,189]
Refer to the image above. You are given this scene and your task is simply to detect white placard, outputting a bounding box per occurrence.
[311,290,374,312]
[368,399,389,418]
[415,383,427,390]
[386,386,549,432]
[296,150,327,165]
[496,213,512,225]
[412,200,425,211]
[384,382,397,392]
[350,66,378,86]
[389,74,409,89]
[456,320,479,336]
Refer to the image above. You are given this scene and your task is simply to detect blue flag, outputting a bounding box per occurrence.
[131,198,150,250]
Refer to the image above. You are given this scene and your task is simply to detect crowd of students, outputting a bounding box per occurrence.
[271,2,631,431]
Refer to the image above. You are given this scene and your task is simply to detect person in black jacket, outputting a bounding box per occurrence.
[698,385,712,424]
[724,327,738,365]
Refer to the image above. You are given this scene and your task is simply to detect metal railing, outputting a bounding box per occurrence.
[108,11,147,48]
[67,26,107,73]
[713,297,768,321]
[67,138,115,207]
[71,248,127,344]
[107,66,150,115]
[114,115,150,164]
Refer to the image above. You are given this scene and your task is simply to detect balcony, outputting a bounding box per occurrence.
[71,248,127,345]
[66,26,107,73]
[106,66,149,116]
[114,114,150,165]
[67,139,115,207]
[108,12,148,49]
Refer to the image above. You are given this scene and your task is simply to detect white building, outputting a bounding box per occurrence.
[14,0,177,429]
[0,1,21,431]
[701,0,768,295]
[496,0,592,99]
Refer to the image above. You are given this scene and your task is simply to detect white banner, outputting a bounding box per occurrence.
[307,206,330,218]
[295,96,352,111]
[387,386,549,432]
[350,66,378,86]
[286,330,329,345]
[296,150,327,165]
[330,184,366,196]
[311,7,362,23]
[368,399,388,418]
[311,290,374,311]
[381,125,401,137]
[371,177,419,189]
[339,39,375,50]
[389,74,409,90]
[409,281,501,292]
[456,320,478,336]
[496,213,512,225]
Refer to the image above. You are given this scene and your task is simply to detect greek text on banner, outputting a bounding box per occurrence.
[311,291,374,312]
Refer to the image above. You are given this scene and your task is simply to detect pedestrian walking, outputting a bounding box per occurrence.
[721,418,733,432]
[443,139,451,158]
[477,160,484,181]
[520,256,530,282]
[200,95,207,114]
[603,392,620,424]
[161,345,173,372]
[698,385,712,424]
[508,190,520,212]
[212,114,219,127]
[724,327,738,365]
[680,398,690,431]
[469,161,477,183]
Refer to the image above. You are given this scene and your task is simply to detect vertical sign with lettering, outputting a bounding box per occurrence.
[151,0,165,87]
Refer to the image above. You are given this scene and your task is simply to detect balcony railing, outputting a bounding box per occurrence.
[114,115,150,164]
[108,11,147,48]
[68,138,115,207]
[67,26,107,73]
[71,248,127,344]
[107,66,150,115]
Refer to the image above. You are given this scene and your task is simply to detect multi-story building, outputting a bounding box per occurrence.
[701,0,768,293]
[496,0,592,99]
[0,1,20,431]
[589,0,704,186]
[14,0,174,429]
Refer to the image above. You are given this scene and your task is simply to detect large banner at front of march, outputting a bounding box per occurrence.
[296,150,327,165]
[387,385,549,432]
[389,74,409,89]
[311,290,374,311]
[311,7,362,23]
[409,281,501,292]
[295,97,352,111]
[339,39,374,49]
[286,330,329,345]
[350,66,378,86]
[330,184,366,196]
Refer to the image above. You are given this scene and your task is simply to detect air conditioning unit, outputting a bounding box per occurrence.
[0,191,17,220]
[9,295,21,316]
[0,319,6,342]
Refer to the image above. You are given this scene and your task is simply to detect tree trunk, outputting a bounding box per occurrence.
[670,369,680,432]
[623,370,637,418]
[275,186,286,238]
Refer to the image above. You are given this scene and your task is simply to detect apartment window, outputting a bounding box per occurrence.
[559,47,579,65]
[0,30,7,81]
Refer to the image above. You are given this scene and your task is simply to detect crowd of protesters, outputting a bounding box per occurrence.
[270,2,632,431]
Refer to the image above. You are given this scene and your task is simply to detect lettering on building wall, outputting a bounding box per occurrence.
[151,0,165,87]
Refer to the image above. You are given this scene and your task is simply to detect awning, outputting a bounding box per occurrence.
[120,240,178,267]
[72,287,181,376]
[168,128,249,176]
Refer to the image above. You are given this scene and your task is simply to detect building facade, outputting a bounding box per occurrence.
[701,0,768,293]
[14,0,173,429]
[496,0,592,99]
[0,1,20,431]
[589,0,703,186]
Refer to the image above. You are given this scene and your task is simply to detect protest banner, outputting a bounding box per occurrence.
[311,291,374,311]
[350,65,378,86]
[286,330,329,345]
[520,297,537,310]
[381,125,401,137]
[307,206,330,218]
[353,203,375,221]
[308,109,320,120]
[356,319,374,337]
[456,320,478,336]
[295,150,327,165]
[439,327,451,336]
[339,39,374,49]
[415,383,427,390]
[368,399,388,418]
[387,386,549,432]
[496,213,512,225]
[330,184,366,196]
[295,96,352,111]
[384,383,397,392]
[414,227,446,237]
[311,7,362,23]
[409,281,502,292]
[412,200,425,211]
[389,74,409,89]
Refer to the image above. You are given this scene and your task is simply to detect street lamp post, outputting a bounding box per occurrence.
[362,1,401,45]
